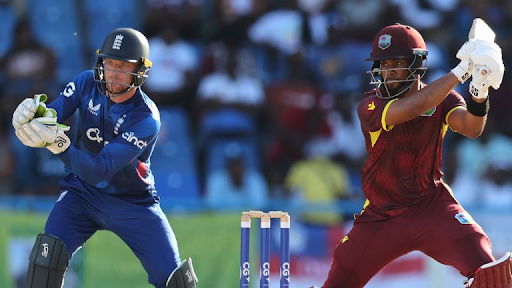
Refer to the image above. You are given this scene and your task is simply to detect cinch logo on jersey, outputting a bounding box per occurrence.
[122,132,148,149]
[114,114,127,135]
[112,34,124,50]
[87,99,101,116]
[87,128,103,143]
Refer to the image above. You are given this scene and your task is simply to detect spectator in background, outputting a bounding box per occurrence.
[0,18,57,133]
[195,37,264,187]
[142,0,202,41]
[204,0,266,44]
[285,156,352,226]
[205,145,268,210]
[196,40,264,146]
[478,157,512,209]
[144,19,199,119]
[0,18,59,195]
[304,92,366,175]
[456,123,512,179]
[263,52,331,198]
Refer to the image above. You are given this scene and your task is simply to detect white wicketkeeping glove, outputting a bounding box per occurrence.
[12,94,49,130]
[16,119,71,154]
[468,43,504,99]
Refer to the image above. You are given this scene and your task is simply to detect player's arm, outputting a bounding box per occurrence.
[446,98,487,139]
[59,117,158,185]
[386,38,503,127]
[385,72,460,126]
[385,35,475,127]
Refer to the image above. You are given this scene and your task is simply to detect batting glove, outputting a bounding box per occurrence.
[451,40,474,83]
[468,43,504,99]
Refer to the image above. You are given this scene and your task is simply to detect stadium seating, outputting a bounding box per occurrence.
[151,107,201,201]
[26,0,87,85]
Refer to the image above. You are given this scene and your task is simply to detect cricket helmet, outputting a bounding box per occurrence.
[93,28,152,96]
[366,23,428,99]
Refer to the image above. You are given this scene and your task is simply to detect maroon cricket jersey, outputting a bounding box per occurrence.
[357,87,465,216]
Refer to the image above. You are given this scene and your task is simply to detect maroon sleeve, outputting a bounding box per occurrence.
[357,92,394,132]
[441,90,466,124]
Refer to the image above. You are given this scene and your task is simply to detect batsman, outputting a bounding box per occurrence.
[12,28,197,288]
[320,19,510,287]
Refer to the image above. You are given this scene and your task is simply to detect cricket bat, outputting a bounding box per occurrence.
[468,18,496,76]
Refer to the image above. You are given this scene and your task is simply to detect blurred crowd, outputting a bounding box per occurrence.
[1,0,512,224]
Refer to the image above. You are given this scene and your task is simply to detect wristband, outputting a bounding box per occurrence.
[466,96,489,117]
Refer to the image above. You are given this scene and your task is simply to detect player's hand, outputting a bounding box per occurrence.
[16,119,71,154]
[451,40,474,83]
[451,39,501,84]
[468,42,504,99]
[12,93,50,130]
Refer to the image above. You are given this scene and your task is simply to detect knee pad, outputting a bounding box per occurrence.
[27,233,69,288]
[466,251,512,288]
[166,257,198,288]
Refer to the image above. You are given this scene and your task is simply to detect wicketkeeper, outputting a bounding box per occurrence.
[12,28,198,288]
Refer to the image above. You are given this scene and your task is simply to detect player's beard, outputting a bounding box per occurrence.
[383,78,415,98]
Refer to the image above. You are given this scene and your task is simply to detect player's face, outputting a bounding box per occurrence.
[103,59,139,94]
[379,59,410,89]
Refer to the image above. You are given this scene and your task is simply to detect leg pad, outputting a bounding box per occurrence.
[27,233,69,288]
[166,257,198,288]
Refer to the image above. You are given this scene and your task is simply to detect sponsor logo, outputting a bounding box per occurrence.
[240,262,250,282]
[62,82,76,97]
[378,34,392,50]
[122,132,148,149]
[112,34,124,50]
[342,235,349,243]
[42,243,49,257]
[87,128,103,143]
[281,262,290,282]
[87,99,101,116]
[114,114,127,135]
[56,190,68,203]
[186,270,194,282]
[368,101,376,111]
[261,262,270,282]
[455,211,475,224]
[54,136,68,148]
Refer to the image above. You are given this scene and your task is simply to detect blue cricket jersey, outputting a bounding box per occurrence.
[48,70,160,197]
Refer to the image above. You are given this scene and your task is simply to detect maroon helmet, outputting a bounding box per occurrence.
[366,23,428,99]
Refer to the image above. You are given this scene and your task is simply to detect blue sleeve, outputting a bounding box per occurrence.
[48,71,92,122]
[59,116,159,185]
